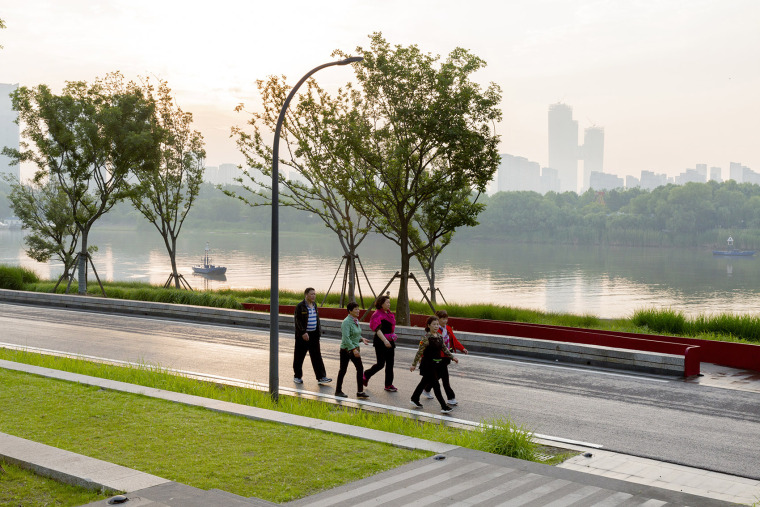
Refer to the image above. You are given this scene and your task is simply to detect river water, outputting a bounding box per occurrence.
[2,227,759,319]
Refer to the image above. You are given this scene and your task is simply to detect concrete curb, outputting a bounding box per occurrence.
[0,432,169,493]
[0,288,684,375]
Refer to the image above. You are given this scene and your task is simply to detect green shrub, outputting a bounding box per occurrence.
[18,266,41,284]
[693,313,760,343]
[0,265,24,290]
[470,417,537,461]
[632,308,687,335]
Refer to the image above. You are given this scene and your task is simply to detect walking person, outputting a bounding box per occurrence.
[335,302,370,399]
[422,309,468,405]
[410,316,458,414]
[293,287,332,385]
[362,295,398,392]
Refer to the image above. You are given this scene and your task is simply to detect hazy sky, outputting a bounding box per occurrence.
[1,0,758,179]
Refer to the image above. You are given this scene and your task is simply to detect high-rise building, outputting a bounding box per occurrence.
[217,163,242,186]
[541,167,560,194]
[640,170,668,191]
[581,127,604,192]
[548,103,579,193]
[203,165,219,184]
[674,168,706,185]
[709,167,722,182]
[626,175,640,189]
[729,162,745,182]
[497,154,541,193]
[744,167,760,185]
[0,83,20,181]
[589,171,624,191]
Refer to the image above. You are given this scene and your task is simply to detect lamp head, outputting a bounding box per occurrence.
[338,56,363,65]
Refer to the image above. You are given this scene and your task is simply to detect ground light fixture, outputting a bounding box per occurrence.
[269,56,363,400]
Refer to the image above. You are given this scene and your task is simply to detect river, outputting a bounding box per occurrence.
[2,227,759,319]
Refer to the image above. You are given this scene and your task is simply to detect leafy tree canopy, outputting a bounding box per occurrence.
[3,72,159,293]
[334,33,502,323]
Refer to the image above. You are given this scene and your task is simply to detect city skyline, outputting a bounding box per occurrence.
[1,1,758,181]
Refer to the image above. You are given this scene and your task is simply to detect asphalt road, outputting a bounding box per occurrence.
[1,302,759,480]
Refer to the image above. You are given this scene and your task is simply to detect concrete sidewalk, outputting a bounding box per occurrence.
[2,361,754,506]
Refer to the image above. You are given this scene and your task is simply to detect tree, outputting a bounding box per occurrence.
[0,17,6,49]
[335,33,502,324]
[130,78,205,289]
[3,72,158,294]
[665,183,716,233]
[411,187,484,304]
[231,76,372,305]
[6,179,86,288]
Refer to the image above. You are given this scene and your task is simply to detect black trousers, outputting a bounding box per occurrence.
[425,362,455,400]
[336,348,364,393]
[364,336,395,386]
[293,330,326,380]
[412,367,447,409]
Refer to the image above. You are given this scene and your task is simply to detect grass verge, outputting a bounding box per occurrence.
[0,348,570,466]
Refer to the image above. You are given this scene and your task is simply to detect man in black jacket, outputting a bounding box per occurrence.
[293,287,331,385]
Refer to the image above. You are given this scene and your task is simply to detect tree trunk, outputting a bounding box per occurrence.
[77,231,89,295]
[396,237,411,326]
[429,257,437,304]
[170,235,180,289]
[347,253,357,303]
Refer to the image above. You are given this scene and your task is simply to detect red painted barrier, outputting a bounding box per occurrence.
[444,317,759,373]
[241,303,708,376]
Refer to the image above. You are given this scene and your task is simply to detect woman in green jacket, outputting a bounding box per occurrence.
[336,302,370,399]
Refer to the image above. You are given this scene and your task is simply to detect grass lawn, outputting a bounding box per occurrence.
[0,368,429,503]
[0,460,111,507]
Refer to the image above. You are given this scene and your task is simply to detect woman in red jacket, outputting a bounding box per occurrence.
[422,309,468,405]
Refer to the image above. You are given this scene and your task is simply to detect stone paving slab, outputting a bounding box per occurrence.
[560,450,760,505]
[285,447,736,506]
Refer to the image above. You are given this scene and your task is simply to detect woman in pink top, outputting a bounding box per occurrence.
[362,294,398,392]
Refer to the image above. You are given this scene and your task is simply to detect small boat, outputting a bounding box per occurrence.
[713,237,755,256]
[713,250,755,256]
[192,242,227,275]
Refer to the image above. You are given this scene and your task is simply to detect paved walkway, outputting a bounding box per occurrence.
[1,360,755,506]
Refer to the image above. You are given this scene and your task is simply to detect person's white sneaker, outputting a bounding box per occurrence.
[423,390,434,399]
[447,398,458,405]
[293,377,303,384]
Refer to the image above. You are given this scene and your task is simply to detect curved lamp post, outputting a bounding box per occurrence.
[270,56,363,400]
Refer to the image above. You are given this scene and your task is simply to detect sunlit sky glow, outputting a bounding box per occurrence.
[1,0,758,180]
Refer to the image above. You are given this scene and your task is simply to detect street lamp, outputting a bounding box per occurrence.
[270,56,363,400]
